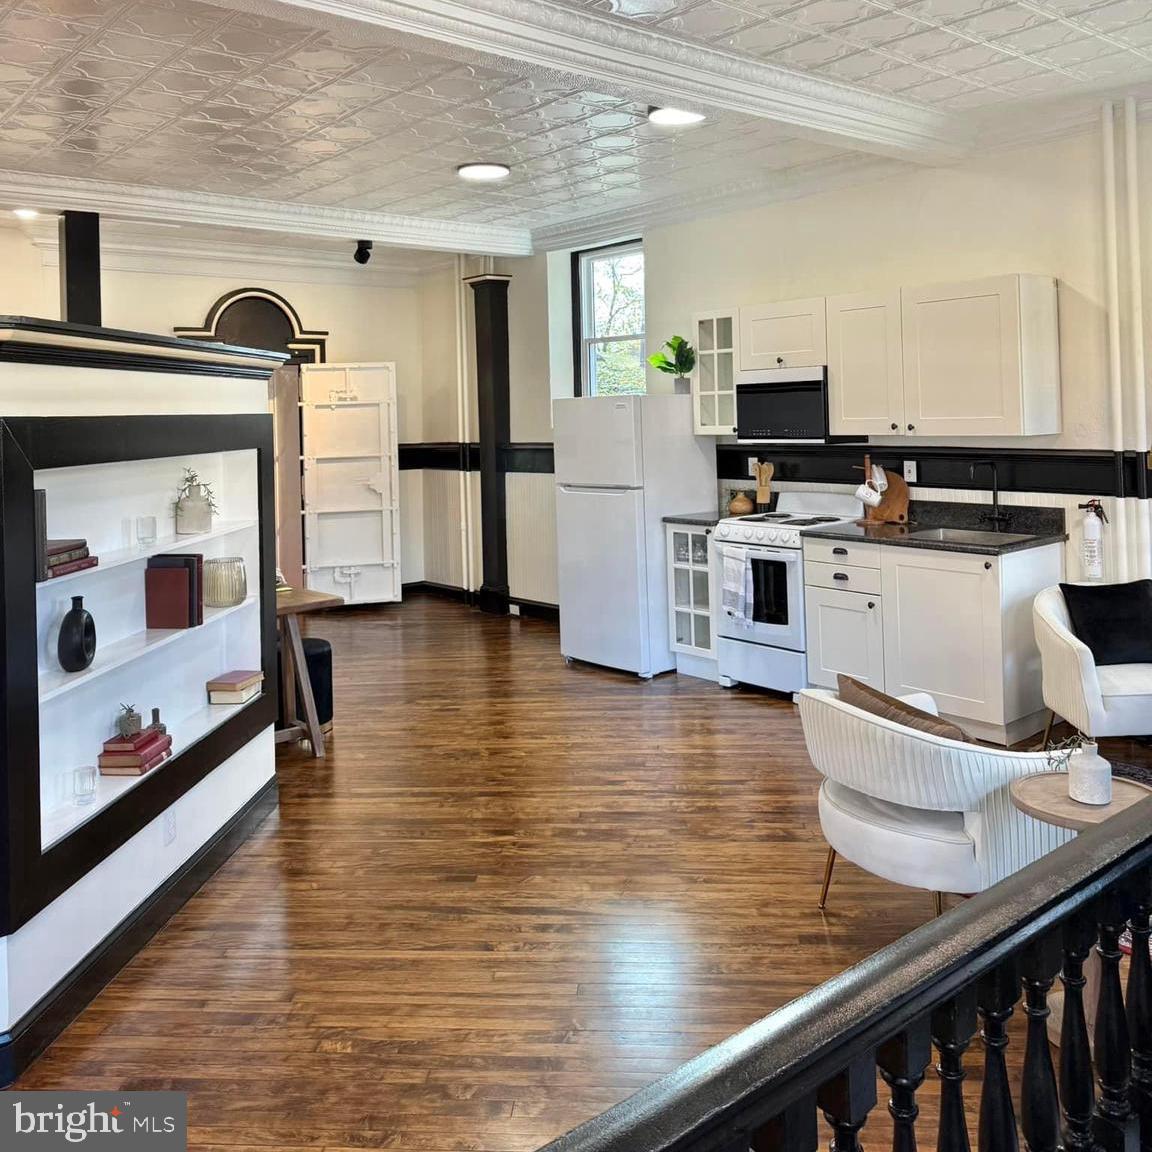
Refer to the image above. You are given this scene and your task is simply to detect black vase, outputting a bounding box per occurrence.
[57,595,96,672]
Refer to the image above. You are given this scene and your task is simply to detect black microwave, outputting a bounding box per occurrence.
[734,367,861,443]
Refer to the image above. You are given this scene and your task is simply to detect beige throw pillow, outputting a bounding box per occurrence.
[836,674,971,743]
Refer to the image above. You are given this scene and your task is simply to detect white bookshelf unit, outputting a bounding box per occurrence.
[0,315,284,1085]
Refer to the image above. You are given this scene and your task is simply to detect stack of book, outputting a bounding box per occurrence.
[34,490,98,580]
[98,728,173,777]
[207,670,264,705]
[145,553,203,629]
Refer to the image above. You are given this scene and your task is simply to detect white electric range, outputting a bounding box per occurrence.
[712,492,860,693]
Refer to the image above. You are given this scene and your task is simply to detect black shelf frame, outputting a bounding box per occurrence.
[0,414,277,933]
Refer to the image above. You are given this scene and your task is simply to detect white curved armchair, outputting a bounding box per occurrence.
[798,688,1074,913]
[1034,585,1152,740]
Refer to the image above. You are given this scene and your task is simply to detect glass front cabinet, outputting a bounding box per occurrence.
[666,524,715,672]
[691,311,738,436]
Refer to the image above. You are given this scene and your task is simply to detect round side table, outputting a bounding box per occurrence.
[1009,769,1152,1046]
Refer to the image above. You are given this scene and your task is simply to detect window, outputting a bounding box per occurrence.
[574,241,645,396]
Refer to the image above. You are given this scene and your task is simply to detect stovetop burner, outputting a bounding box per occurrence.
[737,513,791,522]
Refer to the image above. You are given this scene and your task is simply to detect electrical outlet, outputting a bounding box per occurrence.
[903,460,918,484]
[163,811,176,846]
[509,603,521,617]
[747,456,759,477]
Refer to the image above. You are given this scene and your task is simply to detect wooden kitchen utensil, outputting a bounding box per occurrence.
[854,454,909,524]
[754,462,774,510]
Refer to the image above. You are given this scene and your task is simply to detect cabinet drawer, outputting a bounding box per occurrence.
[805,561,882,595]
[803,538,880,569]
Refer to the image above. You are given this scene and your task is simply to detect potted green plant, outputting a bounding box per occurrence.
[647,335,696,395]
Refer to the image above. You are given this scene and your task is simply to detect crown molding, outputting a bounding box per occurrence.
[25,225,452,288]
[531,152,905,250]
[236,0,970,162]
[0,169,533,257]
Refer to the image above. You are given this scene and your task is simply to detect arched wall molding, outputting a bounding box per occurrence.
[174,287,328,364]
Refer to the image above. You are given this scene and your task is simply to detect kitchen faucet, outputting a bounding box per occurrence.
[969,460,1010,531]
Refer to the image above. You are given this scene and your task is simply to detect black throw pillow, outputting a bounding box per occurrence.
[1059,579,1152,666]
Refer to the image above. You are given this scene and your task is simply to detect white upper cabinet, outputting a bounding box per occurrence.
[826,289,905,437]
[901,274,1060,437]
[692,311,738,436]
[739,298,827,371]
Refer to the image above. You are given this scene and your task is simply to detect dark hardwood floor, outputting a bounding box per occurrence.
[19,596,1148,1150]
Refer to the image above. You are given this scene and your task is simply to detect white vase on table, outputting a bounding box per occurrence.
[1068,742,1112,805]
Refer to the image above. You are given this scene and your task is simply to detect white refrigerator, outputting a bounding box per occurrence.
[554,393,717,677]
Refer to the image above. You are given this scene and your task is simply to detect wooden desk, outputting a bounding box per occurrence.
[1010,770,1152,1046]
[275,587,343,758]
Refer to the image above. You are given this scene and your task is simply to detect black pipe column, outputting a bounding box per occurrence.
[466,273,512,615]
[58,211,101,326]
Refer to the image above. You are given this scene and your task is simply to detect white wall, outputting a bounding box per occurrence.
[497,253,553,444]
[644,126,1152,452]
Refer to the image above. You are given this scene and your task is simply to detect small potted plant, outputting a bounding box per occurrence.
[1047,732,1112,805]
[175,467,218,535]
[117,703,143,739]
[647,335,696,395]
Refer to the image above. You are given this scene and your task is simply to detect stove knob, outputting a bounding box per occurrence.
[742,528,753,540]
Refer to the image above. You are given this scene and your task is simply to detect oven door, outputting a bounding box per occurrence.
[715,543,805,651]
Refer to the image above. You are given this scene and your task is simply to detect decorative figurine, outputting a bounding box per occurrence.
[117,703,143,738]
[57,594,96,672]
[149,706,167,736]
[175,467,217,535]
[727,490,754,516]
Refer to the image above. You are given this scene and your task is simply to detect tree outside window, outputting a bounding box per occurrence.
[578,242,645,396]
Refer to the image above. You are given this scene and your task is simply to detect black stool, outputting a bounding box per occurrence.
[278,636,333,732]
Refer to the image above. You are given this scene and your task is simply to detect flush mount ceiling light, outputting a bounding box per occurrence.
[647,106,706,126]
[609,0,677,13]
[456,162,511,182]
[11,208,39,220]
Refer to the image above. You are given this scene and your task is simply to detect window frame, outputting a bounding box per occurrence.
[570,239,645,397]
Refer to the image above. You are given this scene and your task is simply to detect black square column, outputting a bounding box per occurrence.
[465,273,512,615]
[58,211,101,327]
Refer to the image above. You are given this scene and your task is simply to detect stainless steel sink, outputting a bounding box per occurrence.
[906,527,1037,546]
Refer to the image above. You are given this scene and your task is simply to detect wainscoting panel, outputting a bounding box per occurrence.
[722,479,1152,585]
[507,472,558,606]
[398,469,424,585]
[422,468,467,589]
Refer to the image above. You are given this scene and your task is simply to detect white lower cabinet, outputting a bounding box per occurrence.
[805,585,884,689]
[878,544,1062,743]
[666,523,716,678]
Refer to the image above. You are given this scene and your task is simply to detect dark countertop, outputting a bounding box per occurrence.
[662,511,722,527]
[800,521,1067,556]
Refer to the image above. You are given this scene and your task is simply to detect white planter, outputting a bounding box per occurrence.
[176,485,213,535]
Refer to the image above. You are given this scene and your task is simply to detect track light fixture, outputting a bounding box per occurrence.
[354,239,373,265]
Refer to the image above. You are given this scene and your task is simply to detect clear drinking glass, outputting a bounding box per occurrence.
[73,765,97,806]
[136,515,157,548]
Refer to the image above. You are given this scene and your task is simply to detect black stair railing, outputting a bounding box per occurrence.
[539,795,1152,1152]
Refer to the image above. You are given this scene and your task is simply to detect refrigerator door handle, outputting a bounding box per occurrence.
[557,484,637,494]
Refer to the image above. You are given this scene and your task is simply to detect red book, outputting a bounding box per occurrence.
[145,567,190,629]
[46,556,99,578]
[102,728,166,756]
[99,733,172,768]
[100,748,171,777]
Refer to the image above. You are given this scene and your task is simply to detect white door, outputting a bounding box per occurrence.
[805,586,884,689]
[827,289,905,437]
[881,549,1003,723]
[553,396,642,488]
[901,276,1023,437]
[739,298,827,371]
[556,485,650,674]
[301,362,400,605]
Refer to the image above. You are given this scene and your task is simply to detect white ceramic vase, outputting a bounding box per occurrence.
[176,484,213,535]
[1068,742,1112,805]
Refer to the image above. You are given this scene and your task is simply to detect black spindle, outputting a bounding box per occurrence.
[1061,912,1098,1152]
[817,1056,877,1152]
[978,959,1020,1152]
[1127,871,1152,1152]
[878,1020,932,1152]
[932,988,978,1152]
[1094,889,1139,1152]
[1020,932,1062,1152]
[754,1094,819,1152]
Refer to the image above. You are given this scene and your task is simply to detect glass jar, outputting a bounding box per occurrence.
[203,556,247,608]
